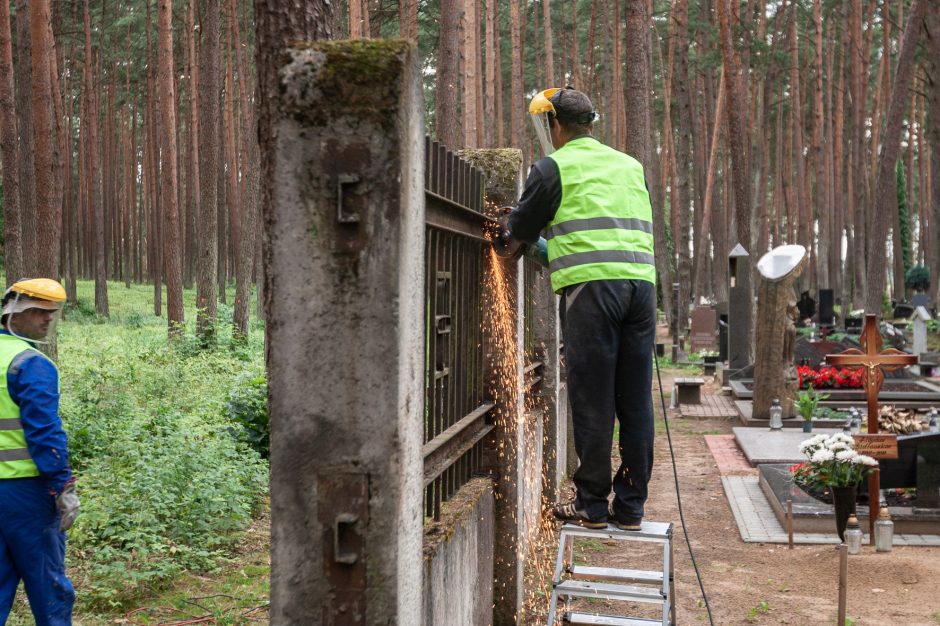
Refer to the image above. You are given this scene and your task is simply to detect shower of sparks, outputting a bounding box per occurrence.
[482,245,560,623]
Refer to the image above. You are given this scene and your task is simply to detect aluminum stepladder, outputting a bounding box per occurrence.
[546,521,675,626]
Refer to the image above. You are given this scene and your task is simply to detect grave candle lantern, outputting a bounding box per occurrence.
[874,507,894,552]
[769,397,783,430]
[844,516,863,554]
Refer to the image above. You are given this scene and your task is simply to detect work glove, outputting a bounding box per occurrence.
[55,484,80,532]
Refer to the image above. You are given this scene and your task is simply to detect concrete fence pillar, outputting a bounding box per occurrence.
[266,40,425,625]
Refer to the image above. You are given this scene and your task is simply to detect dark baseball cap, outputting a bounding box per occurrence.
[550,88,596,124]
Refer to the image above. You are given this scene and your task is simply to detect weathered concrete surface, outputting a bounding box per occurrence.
[267,40,424,625]
[423,478,495,626]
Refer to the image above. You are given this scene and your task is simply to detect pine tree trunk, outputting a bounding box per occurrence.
[866,0,927,314]
[82,0,107,314]
[922,5,939,309]
[510,0,524,153]
[232,0,260,339]
[812,0,830,290]
[15,0,36,276]
[0,0,22,287]
[484,0,497,147]
[399,0,417,40]
[436,0,460,148]
[157,0,183,334]
[542,0,554,86]
[673,0,693,323]
[30,0,59,280]
[717,0,752,360]
[196,0,221,344]
[462,0,478,148]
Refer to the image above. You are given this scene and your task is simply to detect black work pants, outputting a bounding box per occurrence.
[561,278,656,521]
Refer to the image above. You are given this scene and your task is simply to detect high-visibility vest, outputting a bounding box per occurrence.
[545,137,656,293]
[0,334,42,479]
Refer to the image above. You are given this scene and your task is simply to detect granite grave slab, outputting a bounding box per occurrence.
[733,426,843,465]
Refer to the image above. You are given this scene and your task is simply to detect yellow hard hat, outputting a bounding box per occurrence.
[529,88,562,116]
[8,278,67,303]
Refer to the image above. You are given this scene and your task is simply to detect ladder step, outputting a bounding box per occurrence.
[560,521,672,543]
[563,612,663,626]
[554,580,665,604]
[567,565,663,586]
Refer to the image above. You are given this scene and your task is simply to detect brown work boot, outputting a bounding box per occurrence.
[609,507,642,531]
[551,501,608,529]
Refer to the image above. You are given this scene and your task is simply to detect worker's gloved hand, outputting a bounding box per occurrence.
[523,237,549,268]
[492,216,524,259]
[55,484,80,532]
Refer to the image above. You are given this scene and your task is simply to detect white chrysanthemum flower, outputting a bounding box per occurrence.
[854,454,878,467]
[835,449,857,461]
[811,449,835,463]
[829,441,850,452]
[799,435,827,452]
[830,433,856,446]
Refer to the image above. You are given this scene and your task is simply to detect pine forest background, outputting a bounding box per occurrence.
[1,1,939,341]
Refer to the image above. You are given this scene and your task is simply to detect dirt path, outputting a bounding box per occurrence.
[530,364,940,625]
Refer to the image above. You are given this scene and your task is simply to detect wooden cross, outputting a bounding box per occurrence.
[826,314,918,542]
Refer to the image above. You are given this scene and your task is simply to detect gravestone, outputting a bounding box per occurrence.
[728,245,752,370]
[913,306,931,356]
[818,289,835,327]
[690,306,718,353]
[894,302,915,319]
[716,301,729,362]
[879,432,940,509]
[797,291,816,325]
[845,317,863,334]
[912,293,930,309]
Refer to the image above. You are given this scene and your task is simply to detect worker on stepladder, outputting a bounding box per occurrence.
[0,279,78,625]
[493,87,656,531]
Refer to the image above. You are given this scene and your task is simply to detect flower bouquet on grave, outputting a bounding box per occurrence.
[790,433,879,540]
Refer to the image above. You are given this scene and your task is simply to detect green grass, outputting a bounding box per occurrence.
[7,278,269,621]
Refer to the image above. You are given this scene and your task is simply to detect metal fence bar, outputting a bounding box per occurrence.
[422,138,494,521]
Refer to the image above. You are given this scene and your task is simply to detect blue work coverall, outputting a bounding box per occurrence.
[0,331,75,625]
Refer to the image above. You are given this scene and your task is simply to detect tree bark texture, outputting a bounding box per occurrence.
[29,0,59,280]
[0,0,22,287]
[926,5,940,309]
[14,0,36,276]
[157,0,184,333]
[717,0,752,361]
[673,0,693,330]
[436,0,460,148]
[866,0,927,315]
[753,253,806,420]
[197,0,221,343]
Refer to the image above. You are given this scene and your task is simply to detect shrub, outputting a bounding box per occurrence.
[905,265,930,293]
[55,279,268,607]
[226,375,269,459]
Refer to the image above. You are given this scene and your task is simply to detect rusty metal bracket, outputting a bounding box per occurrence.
[334,513,360,564]
[336,173,361,223]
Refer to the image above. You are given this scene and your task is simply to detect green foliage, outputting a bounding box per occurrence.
[746,600,770,621]
[55,279,267,608]
[226,375,269,459]
[896,161,912,277]
[795,387,828,421]
[905,265,930,293]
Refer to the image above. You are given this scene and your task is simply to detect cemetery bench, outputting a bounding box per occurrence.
[675,377,705,405]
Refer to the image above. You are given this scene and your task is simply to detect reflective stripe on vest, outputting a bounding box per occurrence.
[0,334,41,479]
[545,137,656,292]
